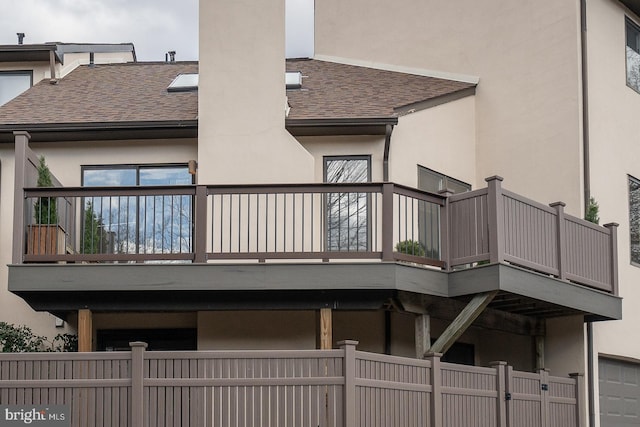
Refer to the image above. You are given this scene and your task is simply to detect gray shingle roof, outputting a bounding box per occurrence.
[0,59,474,126]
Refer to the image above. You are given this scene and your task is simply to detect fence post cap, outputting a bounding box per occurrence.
[488,361,508,367]
[337,340,359,348]
[424,351,443,358]
[485,175,504,183]
[129,341,148,349]
[568,372,584,378]
[604,222,619,228]
[549,201,566,208]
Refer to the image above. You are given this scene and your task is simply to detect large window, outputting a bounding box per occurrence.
[629,175,640,265]
[627,18,640,93]
[418,166,471,195]
[81,164,193,256]
[0,71,32,106]
[324,156,370,251]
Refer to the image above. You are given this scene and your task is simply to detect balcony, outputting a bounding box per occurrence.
[7,134,621,319]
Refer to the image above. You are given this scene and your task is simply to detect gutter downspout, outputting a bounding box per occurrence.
[383,124,393,181]
[580,1,595,426]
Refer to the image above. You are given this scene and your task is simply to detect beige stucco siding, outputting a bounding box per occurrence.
[315,0,584,215]
[390,97,477,189]
[585,1,640,420]
[198,0,314,185]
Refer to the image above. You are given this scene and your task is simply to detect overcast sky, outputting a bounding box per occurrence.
[1,0,313,61]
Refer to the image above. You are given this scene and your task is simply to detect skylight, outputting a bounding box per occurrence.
[168,73,199,92]
[286,71,302,89]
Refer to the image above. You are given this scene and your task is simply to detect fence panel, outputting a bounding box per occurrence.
[564,216,613,291]
[0,353,131,427]
[441,362,499,427]
[354,351,431,427]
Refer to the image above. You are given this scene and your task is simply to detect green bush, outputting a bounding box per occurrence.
[585,196,600,225]
[33,156,58,225]
[395,239,426,257]
[0,322,77,352]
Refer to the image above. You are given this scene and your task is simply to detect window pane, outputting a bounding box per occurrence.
[627,21,640,92]
[0,72,31,106]
[629,176,640,264]
[325,158,369,251]
[81,166,193,257]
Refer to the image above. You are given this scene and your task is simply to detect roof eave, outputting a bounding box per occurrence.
[0,120,198,142]
[286,117,398,136]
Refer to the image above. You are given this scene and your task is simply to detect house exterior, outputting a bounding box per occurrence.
[0,0,633,426]
[0,39,136,106]
[314,0,640,424]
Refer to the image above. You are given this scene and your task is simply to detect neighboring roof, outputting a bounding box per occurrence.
[0,42,136,63]
[0,58,474,139]
[285,58,476,120]
[0,62,198,125]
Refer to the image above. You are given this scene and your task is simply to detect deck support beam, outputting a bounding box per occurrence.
[415,313,431,359]
[428,291,498,356]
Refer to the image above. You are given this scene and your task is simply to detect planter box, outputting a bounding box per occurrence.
[27,225,65,255]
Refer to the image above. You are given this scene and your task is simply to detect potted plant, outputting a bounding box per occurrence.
[28,156,64,255]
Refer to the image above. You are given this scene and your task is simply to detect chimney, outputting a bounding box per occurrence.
[168,51,176,62]
[17,33,25,45]
[89,52,95,67]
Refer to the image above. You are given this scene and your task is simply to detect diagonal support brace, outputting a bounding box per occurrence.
[427,290,498,357]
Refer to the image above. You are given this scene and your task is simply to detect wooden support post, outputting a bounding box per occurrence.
[319,308,333,350]
[78,309,93,352]
[535,335,545,370]
[429,290,498,356]
[415,313,431,359]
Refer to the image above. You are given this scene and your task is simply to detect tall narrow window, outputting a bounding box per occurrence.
[629,175,640,265]
[324,156,370,251]
[626,18,640,93]
[81,165,193,257]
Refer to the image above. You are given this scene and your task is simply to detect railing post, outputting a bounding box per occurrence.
[569,372,586,427]
[506,365,514,427]
[550,202,567,280]
[539,368,550,427]
[490,361,508,427]
[382,183,394,261]
[485,176,505,264]
[438,188,453,271]
[130,341,148,427]
[604,223,619,295]
[339,340,358,427]
[12,131,30,264]
[426,352,443,427]
[194,185,207,263]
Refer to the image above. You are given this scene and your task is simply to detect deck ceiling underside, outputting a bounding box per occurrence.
[8,262,621,321]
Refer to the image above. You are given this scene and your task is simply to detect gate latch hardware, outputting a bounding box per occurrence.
[541,384,549,391]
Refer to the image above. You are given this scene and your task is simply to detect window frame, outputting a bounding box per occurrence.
[417,165,471,194]
[0,70,33,105]
[626,16,640,94]
[629,175,640,267]
[323,155,372,252]
[81,163,194,186]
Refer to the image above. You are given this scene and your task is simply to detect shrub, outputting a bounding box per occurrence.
[0,322,77,352]
[395,239,426,257]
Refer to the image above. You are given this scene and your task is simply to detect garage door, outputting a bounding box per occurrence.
[600,358,640,426]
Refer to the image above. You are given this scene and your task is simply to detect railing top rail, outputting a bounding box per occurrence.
[448,187,489,202]
[24,184,197,198]
[354,350,432,367]
[564,213,612,233]
[0,351,131,361]
[502,189,559,215]
[145,348,345,359]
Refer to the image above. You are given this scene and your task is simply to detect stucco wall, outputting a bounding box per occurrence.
[315,0,584,215]
[198,0,314,185]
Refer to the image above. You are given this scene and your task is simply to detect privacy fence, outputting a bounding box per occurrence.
[0,341,584,427]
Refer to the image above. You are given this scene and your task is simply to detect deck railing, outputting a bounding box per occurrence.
[13,131,618,294]
[0,341,583,427]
